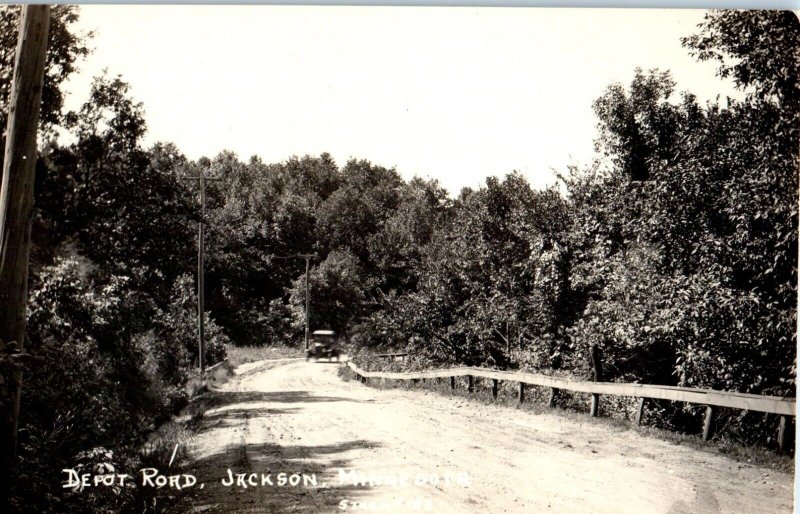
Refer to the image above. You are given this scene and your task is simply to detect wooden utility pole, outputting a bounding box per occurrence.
[304,253,311,351]
[0,4,50,483]
[181,167,221,374]
[274,253,314,351]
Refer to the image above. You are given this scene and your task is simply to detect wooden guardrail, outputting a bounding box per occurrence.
[346,361,796,453]
[204,358,233,382]
[205,359,229,374]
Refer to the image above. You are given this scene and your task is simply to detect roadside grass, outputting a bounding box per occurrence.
[225,344,303,367]
[133,419,194,511]
[139,420,192,471]
[338,364,794,474]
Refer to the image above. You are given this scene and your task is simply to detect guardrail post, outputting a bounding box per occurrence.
[635,397,646,426]
[467,375,474,394]
[778,415,792,455]
[491,379,498,399]
[548,388,558,408]
[518,383,525,403]
[590,393,600,417]
[702,405,716,441]
[449,376,455,392]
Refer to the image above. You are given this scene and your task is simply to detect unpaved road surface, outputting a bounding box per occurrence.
[180,360,794,513]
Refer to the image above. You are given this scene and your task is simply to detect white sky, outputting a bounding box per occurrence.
[63,6,738,194]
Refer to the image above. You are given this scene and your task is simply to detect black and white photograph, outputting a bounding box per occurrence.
[0,4,797,513]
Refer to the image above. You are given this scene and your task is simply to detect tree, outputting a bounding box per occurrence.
[682,10,800,111]
[316,159,403,262]
[34,74,196,298]
[289,250,371,337]
[592,69,689,181]
[564,10,798,422]
[10,73,224,511]
[194,152,347,346]
[367,177,451,292]
[0,5,92,140]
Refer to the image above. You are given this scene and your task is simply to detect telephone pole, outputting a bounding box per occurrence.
[0,3,50,485]
[181,166,221,374]
[304,253,311,351]
[275,253,314,350]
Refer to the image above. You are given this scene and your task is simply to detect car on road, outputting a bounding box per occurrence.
[306,330,340,362]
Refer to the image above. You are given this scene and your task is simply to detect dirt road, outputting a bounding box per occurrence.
[181,359,794,513]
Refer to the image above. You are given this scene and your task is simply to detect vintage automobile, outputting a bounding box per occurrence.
[306,330,340,362]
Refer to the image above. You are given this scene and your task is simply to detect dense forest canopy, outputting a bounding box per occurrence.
[0,7,796,513]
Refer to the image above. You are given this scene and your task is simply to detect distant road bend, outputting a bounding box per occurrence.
[182,359,793,513]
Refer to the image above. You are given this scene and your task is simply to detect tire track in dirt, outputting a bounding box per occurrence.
[246,364,463,511]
